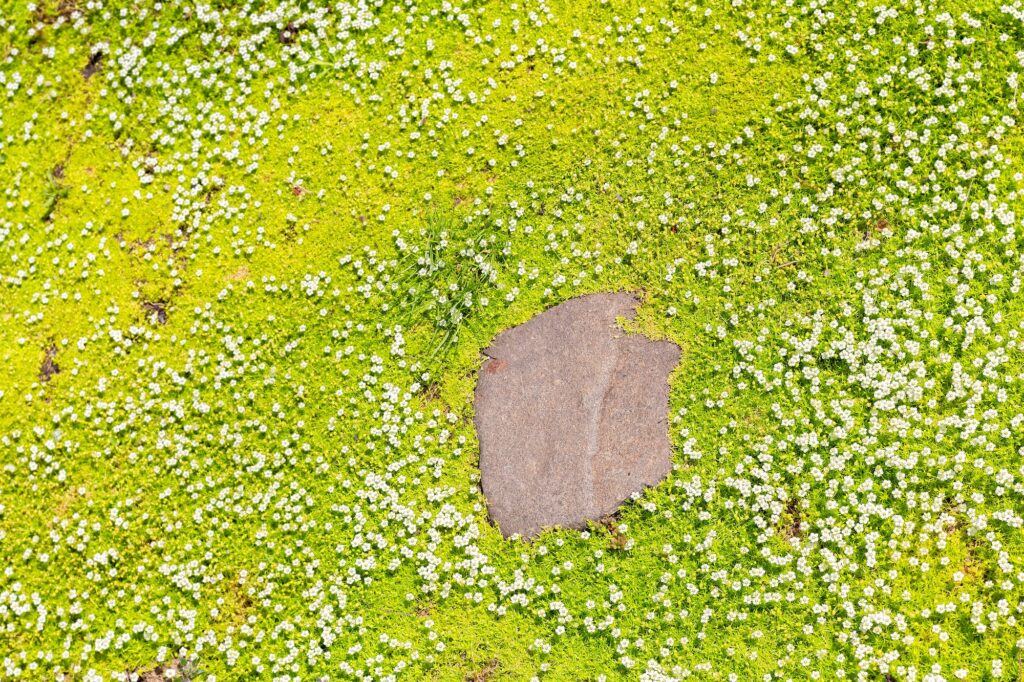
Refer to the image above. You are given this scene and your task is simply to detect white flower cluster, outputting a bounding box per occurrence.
[0,0,1023,680]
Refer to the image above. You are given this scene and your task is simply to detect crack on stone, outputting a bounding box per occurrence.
[582,335,620,517]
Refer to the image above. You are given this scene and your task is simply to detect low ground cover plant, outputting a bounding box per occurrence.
[1,0,1024,679]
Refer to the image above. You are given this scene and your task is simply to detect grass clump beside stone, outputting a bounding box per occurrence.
[1,0,1024,680]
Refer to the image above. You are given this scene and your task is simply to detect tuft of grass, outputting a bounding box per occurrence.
[392,212,506,360]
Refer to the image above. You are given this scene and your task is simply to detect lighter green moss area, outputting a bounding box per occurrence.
[2,0,1024,680]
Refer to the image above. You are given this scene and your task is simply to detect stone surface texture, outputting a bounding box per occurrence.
[474,292,680,538]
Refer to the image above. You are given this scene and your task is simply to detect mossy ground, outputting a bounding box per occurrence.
[2,0,1024,680]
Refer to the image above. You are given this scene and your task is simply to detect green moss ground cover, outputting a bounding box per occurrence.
[1,0,1024,679]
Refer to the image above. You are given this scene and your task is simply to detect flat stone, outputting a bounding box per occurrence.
[474,292,680,539]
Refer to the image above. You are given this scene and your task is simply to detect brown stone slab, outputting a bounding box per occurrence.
[474,292,680,538]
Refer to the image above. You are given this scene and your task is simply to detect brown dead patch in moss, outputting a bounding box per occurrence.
[142,300,169,325]
[33,0,79,25]
[227,265,251,281]
[82,50,103,79]
[467,658,500,681]
[600,514,629,551]
[39,342,60,382]
[781,497,804,540]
